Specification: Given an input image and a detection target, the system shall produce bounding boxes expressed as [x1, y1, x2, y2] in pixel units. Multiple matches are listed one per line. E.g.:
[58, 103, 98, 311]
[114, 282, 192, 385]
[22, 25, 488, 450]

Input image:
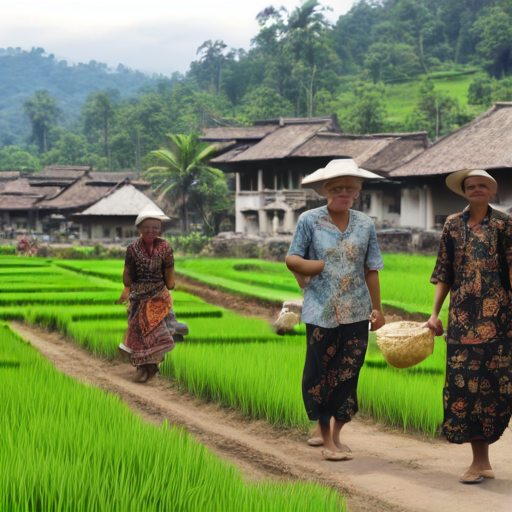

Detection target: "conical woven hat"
[376, 321, 434, 369]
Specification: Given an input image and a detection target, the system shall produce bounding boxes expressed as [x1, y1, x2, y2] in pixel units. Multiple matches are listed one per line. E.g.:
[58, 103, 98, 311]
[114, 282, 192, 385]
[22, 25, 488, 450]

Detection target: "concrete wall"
[76, 216, 138, 242]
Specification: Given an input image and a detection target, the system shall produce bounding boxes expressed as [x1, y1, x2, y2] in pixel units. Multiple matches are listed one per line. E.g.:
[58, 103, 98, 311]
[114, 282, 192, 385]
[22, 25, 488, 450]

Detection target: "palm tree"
[143, 134, 222, 233]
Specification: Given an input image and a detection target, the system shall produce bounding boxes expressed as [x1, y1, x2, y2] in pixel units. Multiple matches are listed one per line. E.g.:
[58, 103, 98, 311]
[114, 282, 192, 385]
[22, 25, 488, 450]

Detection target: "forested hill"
[0, 47, 177, 144]
[1, 0, 512, 172]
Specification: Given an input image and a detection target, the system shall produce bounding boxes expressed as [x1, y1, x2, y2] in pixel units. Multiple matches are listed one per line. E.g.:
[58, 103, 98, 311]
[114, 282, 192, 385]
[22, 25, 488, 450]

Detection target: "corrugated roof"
[75, 184, 156, 216]
[389, 103, 512, 177]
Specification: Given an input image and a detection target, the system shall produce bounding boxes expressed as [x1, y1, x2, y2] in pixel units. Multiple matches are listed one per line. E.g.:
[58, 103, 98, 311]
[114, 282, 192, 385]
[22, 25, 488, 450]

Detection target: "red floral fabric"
[124, 237, 176, 366]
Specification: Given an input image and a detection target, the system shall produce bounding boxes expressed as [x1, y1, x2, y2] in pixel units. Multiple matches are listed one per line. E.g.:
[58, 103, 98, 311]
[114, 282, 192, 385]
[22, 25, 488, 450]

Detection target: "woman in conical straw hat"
[286, 159, 386, 461]
[118, 203, 177, 383]
[424, 169, 512, 484]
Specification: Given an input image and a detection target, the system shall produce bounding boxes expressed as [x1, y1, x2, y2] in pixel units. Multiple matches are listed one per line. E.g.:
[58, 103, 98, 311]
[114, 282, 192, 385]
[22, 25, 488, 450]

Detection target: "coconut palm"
[143, 134, 222, 233]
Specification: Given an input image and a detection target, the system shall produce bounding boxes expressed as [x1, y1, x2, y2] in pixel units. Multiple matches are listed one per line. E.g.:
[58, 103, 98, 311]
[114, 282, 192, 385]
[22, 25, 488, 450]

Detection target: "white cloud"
[0, 0, 356, 75]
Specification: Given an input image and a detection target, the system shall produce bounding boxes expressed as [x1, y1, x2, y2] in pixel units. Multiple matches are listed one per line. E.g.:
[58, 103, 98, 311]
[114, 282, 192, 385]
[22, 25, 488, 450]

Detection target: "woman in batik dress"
[425, 169, 512, 484]
[118, 206, 177, 383]
[286, 159, 385, 461]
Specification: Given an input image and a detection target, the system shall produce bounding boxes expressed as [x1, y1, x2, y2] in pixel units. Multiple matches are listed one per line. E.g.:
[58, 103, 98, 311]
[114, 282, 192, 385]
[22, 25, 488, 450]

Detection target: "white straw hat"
[135, 203, 170, 228]
[376, 321, 435, 369]
[301, 159, 384, 196]
[445, 169, 497, 197]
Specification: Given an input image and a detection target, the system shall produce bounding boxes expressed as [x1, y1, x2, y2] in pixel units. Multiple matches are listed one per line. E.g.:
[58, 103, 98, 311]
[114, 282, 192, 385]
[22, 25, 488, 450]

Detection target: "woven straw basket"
[376, 321, 435, 369]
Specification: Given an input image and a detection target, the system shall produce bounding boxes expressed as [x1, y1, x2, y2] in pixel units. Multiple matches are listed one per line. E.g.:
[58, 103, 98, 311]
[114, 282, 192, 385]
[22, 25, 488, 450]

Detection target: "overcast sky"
[0, 0, 357, 76]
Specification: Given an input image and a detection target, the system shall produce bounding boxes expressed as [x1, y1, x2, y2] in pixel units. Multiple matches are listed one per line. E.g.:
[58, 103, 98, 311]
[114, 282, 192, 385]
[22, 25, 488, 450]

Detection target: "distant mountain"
[0, 47, 171, 146]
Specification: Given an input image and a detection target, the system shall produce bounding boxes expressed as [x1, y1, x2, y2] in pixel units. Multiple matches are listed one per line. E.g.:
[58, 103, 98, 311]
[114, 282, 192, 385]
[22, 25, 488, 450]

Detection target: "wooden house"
[202, 116, 428, 234]
[72, 182, 172, 242]
[0, 166, 155, 239]
[388, 102, 512, 228]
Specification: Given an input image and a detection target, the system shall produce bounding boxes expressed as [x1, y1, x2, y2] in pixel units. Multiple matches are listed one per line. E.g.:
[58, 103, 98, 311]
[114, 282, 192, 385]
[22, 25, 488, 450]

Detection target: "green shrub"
[166, 233, 212, 255]
[0, 246, 16, 255]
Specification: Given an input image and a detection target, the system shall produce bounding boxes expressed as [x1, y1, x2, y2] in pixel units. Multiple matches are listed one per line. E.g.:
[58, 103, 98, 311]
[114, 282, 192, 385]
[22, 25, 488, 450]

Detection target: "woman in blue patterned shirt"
[286, 159, 385, 461]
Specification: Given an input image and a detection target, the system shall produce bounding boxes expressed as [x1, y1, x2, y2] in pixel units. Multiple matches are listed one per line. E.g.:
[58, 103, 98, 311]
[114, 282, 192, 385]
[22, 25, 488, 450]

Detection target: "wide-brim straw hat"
[445, 169, 497, 197]
[376, 321, 435, 369]
[135, 203, 170, 228]
[301, 159, 384, 196]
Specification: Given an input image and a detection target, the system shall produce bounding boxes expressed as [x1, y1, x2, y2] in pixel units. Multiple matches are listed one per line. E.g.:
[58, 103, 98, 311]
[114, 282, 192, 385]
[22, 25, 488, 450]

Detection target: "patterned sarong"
[126, 282, 176, 366]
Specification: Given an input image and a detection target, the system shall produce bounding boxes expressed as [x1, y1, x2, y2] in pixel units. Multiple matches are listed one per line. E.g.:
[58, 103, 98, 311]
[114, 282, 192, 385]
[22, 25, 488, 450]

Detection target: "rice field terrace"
[0, 254, 446, 439]
[1, 323, 345, 512]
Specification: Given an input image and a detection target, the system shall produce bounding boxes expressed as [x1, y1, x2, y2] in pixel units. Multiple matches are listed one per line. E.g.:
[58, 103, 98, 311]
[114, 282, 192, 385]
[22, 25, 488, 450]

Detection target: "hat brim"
[301, 168, 384, 196]
[135, 214, 170, 227]
[446, 169, 497, 197]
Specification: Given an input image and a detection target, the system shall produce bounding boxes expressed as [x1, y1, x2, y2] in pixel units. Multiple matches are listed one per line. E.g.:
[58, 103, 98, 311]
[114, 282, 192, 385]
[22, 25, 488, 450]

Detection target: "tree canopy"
[2, 0, 512, 173]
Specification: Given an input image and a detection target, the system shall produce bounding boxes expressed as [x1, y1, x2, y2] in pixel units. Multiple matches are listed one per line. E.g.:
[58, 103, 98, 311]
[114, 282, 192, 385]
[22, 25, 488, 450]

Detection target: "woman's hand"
[117, 286, 130, 305]
[286, 255, 325, 276]
[291, 271, 311, 290]
[370, 309, 385, 331]
[423, 315, 444, 336]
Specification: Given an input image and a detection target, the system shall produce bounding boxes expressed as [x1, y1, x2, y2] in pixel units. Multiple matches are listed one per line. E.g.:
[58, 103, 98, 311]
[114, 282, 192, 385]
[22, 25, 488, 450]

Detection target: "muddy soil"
[11, 321, 512, 512]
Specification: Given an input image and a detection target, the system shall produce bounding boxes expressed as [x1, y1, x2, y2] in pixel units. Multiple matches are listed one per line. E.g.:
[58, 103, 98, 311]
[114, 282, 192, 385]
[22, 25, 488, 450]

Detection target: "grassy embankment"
[0, 322, 345, 512]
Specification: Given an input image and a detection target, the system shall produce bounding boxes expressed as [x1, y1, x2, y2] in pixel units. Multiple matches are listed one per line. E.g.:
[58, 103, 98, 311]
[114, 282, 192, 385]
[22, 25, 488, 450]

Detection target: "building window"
[103, 227, 111, 238]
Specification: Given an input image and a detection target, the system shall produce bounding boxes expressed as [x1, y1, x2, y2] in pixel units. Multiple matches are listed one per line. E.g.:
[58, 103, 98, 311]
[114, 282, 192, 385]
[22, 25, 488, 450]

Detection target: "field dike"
[10, 321, 512, 512]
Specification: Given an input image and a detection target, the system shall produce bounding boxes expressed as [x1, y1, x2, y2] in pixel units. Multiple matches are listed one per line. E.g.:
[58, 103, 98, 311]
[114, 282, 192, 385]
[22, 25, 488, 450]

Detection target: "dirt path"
[11, 321, 512, 512]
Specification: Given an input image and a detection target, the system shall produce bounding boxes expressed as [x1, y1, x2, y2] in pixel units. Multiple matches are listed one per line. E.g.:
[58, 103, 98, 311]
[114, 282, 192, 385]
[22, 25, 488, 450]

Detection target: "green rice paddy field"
[1, 254, 447, 510]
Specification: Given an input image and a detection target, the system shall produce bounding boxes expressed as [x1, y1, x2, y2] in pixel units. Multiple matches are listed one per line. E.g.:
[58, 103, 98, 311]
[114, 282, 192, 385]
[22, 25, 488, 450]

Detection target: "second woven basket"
[376, 321, 435, 369]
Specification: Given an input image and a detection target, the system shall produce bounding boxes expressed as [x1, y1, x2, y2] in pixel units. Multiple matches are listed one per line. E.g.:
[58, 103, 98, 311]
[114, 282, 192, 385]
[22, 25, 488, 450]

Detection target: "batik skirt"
[125, 284, 176, 367]
[303, 321, 368, 424]
[443, 341, 512, 444]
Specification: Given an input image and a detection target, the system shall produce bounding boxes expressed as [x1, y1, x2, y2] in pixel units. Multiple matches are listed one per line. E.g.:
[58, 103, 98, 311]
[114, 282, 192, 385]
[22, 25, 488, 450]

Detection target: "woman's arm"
[291, 271, 311, 289]
[164, 266, 175, 290]
[365, 270, 385, 331]
[286, 254, 324, 276]
[118, 266, 133, 304]
[423, 282, 450, 335]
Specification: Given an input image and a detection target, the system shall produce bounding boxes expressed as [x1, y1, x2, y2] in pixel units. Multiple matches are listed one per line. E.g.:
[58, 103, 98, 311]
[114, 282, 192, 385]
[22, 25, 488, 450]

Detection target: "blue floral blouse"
[287, 206, 384, 328]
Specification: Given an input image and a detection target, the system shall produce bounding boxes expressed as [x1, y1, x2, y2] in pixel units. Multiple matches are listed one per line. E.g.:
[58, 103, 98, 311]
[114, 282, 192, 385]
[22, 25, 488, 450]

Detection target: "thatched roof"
[36, 175, 113, 210]
[0, 177, 60, 198]
[0, 172, 20, 181]
[88, 171, 138, 183]
[0, 195, 41, 210]
[212, 121, 335, 163]
[202, 126, 278, 140]
[389, 102, 512, 177]
[41, 165, 92, 176]
[293, 132, 428, 172]
[28, 165, 92, 187]
[74, 183, 157, 217]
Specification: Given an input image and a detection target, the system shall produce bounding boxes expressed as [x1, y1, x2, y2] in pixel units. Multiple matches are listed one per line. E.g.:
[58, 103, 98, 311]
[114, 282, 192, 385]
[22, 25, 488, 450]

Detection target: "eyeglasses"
[327, 186, 358, 194]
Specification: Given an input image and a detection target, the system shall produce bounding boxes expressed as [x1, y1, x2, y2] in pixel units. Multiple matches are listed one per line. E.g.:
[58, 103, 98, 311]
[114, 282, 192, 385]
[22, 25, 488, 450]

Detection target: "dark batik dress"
[288, 207, 384, 424]
[431, 207, 512, 444]
[124, 237, 177, 367]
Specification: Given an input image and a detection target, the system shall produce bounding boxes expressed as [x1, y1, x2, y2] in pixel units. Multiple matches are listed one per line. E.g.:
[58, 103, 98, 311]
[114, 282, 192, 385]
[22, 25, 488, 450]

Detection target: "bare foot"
[333, 439, 352, 453]
[466, 463, 492, 474]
